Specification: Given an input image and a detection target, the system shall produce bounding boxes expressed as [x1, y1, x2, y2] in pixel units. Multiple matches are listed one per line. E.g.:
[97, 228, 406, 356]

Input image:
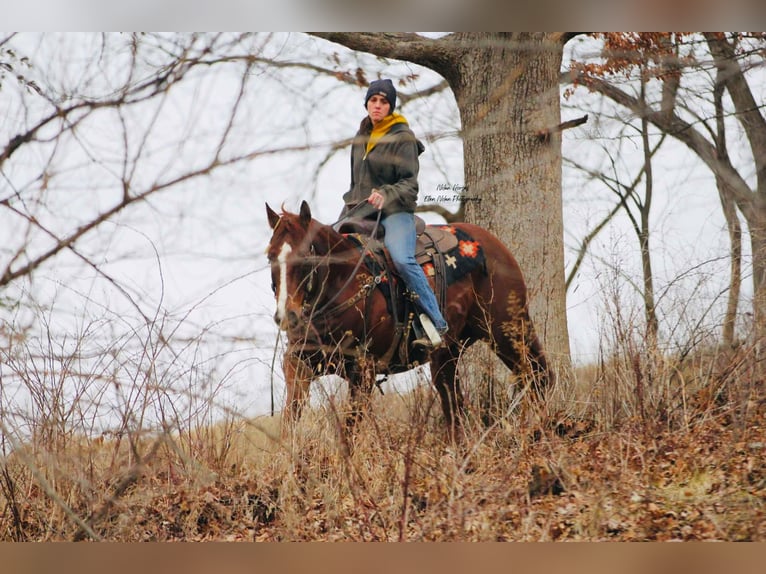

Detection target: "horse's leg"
[429, 347, 465, 443]
[343, 357, 377, 436]
[281, 352, 312, 437]
[489, 314, 552, 402]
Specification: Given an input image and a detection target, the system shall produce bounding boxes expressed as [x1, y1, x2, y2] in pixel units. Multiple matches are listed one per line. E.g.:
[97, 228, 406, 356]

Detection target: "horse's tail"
[528, 332, 554, 398]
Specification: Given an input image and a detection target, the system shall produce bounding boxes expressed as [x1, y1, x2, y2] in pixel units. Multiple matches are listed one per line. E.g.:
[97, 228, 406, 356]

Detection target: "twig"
[536, 114, 589, 143]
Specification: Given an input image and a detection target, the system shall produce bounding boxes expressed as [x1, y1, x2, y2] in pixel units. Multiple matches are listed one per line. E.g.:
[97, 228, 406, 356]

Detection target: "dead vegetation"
[0, 337, 763, 542]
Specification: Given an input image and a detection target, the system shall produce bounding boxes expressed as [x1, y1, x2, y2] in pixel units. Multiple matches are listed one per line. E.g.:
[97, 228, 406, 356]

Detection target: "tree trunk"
[713, 71, 742, 348]
[750, 213, 766, 357]
[437, 33, 569, 421]
[639, 77, 659, 343]
[704, 33, 766, 352]
[452, 33, 571, 370]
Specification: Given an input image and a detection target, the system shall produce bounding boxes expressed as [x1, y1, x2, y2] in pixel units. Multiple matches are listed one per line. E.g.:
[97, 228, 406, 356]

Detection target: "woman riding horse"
[266, 200, 552, 440]
[339, 78, 448, 349]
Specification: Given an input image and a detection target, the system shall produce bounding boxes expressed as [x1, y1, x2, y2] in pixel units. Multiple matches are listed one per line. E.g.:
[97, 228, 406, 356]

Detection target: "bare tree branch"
[704, 32, 766, 193]
[572, 71, 754, 210]
[536, 114, 588, 143]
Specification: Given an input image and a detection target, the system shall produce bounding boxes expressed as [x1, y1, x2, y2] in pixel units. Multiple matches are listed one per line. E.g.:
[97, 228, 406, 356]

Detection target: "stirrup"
[414, 314, 445, 349]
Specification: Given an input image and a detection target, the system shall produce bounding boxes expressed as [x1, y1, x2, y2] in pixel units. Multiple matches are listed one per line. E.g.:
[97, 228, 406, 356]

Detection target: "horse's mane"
[268, 207, 354, 259]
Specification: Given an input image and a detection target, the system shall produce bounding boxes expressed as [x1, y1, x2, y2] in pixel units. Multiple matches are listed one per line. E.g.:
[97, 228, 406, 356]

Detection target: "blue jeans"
[381, 212, 448, 332]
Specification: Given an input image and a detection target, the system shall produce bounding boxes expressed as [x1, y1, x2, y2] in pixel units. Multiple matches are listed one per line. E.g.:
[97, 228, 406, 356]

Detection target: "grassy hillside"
[0, 342, 764, 541]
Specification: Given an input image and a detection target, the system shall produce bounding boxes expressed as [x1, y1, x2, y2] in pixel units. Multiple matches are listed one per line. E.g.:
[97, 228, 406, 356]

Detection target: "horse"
[265, 200, 551, 439]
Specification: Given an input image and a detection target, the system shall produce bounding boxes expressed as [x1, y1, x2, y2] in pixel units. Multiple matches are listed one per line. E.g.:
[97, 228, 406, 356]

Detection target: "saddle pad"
[420, 225, 485, 284]
[415, 226, 458, 264]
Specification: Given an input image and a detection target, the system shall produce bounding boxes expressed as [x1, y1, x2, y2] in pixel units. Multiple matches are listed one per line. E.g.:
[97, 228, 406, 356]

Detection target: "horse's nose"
[273, 309, 301, 331]
[285, 310, 301, 331]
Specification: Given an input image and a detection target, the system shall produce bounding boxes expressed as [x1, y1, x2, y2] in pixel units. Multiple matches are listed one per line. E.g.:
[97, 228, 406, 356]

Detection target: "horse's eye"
[271, 282, 277, 294]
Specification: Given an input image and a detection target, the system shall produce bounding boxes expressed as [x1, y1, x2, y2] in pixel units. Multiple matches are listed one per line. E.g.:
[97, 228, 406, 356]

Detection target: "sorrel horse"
[266, 200, 551, 438]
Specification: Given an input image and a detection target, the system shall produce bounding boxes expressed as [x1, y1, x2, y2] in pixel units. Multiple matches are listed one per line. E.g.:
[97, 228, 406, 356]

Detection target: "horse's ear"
[299, 200, 312, 228]
[266, 203, 280, 229]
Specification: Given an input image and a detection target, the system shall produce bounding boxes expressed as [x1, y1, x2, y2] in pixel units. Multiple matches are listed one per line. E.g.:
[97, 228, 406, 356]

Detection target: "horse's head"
[266, 200, 347, 333]
[266, 200, 316, 331]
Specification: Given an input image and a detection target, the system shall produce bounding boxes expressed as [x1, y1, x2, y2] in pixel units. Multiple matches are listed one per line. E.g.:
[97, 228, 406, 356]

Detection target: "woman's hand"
[368, 189, 385, 210]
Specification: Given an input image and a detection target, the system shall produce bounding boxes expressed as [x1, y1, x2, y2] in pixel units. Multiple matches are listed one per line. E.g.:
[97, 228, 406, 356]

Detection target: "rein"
[310, 207, 382, 318]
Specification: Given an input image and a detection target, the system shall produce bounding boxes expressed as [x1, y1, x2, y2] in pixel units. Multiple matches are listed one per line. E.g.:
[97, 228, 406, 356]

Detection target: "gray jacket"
[341, 120, 426, 219]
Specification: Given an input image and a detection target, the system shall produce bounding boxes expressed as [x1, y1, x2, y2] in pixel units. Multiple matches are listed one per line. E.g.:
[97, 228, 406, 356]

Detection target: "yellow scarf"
[364, 113, 408, 158]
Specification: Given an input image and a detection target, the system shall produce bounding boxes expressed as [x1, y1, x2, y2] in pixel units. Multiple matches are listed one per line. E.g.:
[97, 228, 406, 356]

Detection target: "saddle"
[336, 216, 458, 269]
[338, 216, 459, 369]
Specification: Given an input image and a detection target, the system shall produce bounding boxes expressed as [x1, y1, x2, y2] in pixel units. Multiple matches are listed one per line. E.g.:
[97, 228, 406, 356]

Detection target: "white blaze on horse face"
[275, 242, 292, 326]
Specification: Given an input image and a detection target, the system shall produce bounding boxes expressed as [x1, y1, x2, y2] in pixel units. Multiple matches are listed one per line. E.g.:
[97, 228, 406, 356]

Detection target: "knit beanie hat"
[364, 79, 397, 112]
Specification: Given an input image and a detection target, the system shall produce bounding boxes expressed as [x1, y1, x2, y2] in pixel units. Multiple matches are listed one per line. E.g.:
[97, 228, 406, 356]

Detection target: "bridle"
[309, 207, 383, 319]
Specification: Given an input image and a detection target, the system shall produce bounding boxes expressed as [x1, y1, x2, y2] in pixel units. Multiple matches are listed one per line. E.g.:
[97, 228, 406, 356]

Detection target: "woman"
[340, 78, 448, 348]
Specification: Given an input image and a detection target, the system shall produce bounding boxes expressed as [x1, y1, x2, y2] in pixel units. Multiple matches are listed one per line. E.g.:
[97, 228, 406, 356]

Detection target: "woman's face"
[366, 94, 391, 125]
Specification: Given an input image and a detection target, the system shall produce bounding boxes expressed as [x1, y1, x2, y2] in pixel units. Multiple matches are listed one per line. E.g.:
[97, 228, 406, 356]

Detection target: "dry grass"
[0, 338, 764, 541]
